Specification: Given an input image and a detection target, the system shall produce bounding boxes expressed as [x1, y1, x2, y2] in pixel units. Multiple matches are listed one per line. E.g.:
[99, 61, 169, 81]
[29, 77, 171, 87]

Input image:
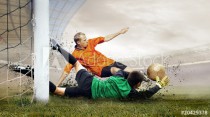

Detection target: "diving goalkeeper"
[50, 39, 169, 99]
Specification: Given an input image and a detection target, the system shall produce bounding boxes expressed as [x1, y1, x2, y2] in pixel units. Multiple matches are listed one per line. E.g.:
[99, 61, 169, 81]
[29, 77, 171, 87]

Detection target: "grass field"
[0, 93, 209, 117]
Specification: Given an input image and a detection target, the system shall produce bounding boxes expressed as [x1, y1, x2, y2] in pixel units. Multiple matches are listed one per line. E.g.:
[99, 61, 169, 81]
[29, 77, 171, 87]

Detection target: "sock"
[49, 81, 56, 93]
[57, 46, 77, 65]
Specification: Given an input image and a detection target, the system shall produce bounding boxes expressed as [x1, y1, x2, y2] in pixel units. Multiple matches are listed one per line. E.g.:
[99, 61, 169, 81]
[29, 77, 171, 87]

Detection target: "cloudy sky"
[64, 0, 210, 59]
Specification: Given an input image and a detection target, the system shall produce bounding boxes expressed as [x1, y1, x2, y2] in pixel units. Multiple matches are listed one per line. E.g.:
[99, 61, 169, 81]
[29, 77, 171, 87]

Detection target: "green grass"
[0, 94, 209, 117]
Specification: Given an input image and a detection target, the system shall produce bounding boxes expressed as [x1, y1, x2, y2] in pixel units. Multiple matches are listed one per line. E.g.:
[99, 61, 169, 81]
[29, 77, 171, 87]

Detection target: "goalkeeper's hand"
[155, 76, 169, 88]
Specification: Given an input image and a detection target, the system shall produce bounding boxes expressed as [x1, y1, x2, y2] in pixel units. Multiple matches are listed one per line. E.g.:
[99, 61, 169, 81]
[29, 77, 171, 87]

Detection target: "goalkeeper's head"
[127, 71, 147, 89]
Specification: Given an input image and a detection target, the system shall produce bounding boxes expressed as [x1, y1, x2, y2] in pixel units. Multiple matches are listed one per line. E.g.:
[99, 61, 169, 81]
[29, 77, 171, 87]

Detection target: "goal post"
[33, 0, 49, 103]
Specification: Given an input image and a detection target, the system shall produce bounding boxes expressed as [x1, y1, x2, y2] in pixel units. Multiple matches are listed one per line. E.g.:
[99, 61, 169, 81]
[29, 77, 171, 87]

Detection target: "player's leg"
[50, 81, 65, 96]
[110, 67, 120, 75]
[49, 69, 93, 98]
[101, 62, 132, 77]
[9, 65, 34, 79]
[51, 39, 85, 73]
[111, 62, 133, 76]
[58, 47, 85, 73]
[51, 39, 92, 98]
[50, 81, 84, 97]
[57, 46, 85, 73]
[57, 45, 85, 73]
[74, 61, 85, 73]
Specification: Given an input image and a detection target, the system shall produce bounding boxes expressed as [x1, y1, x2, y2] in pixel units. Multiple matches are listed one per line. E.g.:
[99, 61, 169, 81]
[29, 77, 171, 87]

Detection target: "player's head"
[127, 71, 146, 89]
[74, 32, 88, 48]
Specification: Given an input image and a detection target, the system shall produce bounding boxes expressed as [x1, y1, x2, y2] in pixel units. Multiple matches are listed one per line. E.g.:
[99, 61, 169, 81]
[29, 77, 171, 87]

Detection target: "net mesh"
[0, 0, 85, 102]
[0, 0, 33, 101]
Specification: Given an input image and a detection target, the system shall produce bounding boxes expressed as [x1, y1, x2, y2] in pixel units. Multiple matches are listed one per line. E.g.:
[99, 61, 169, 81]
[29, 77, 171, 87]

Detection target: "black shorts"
[101, 62, 127, 77]
[75, 69, 94, 98]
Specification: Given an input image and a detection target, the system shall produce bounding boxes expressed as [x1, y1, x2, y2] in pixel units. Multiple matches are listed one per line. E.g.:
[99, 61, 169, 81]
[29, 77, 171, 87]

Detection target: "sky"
[64, 0, 210, 59]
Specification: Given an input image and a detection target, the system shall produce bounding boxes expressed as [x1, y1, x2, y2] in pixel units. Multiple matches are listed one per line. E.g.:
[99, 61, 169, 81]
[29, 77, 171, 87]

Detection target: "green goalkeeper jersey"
[91, 76, 131, 99]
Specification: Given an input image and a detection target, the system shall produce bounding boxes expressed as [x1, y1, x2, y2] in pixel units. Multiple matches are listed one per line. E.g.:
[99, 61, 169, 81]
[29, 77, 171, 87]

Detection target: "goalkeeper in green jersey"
[50, 39, 169, 99]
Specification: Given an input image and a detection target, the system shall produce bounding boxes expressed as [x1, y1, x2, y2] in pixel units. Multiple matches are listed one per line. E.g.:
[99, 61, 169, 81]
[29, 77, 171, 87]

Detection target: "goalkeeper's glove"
[156, 76, 169, 88]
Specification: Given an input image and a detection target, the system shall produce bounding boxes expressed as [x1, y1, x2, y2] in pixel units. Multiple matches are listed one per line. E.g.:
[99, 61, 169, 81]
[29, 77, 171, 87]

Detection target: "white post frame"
[33, 0, 49, 103]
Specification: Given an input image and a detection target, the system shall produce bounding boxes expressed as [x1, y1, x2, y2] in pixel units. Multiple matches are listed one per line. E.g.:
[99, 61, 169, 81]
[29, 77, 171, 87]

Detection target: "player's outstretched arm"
[56, 71, 69, 86]
[104, 27, 129, 42]
[128, 76, 169, 100]
[128, 85, 161, 99]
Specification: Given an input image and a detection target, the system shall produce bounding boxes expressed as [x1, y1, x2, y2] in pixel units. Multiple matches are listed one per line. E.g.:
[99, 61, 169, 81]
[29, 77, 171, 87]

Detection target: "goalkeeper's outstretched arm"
[128, 76, 169, 100]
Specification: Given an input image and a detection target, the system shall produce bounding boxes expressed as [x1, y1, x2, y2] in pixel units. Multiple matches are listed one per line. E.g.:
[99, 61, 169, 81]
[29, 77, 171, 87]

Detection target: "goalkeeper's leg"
[49, 81, 84, 97]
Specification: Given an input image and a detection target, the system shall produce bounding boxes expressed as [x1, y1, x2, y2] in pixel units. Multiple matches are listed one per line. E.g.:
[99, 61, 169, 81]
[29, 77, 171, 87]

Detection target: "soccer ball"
[147, 63, 166, 81]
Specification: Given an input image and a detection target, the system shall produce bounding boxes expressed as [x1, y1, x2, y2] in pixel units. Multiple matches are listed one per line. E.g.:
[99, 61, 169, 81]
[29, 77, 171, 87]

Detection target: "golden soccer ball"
[147, 63, 166, 81]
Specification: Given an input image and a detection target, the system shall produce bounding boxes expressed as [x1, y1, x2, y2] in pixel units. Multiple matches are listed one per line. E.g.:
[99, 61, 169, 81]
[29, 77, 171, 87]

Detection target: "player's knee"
[110, 67, 120, 74]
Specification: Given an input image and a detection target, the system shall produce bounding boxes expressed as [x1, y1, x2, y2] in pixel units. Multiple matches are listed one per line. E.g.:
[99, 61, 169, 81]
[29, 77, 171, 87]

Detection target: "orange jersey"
[64, 37, 115, 76]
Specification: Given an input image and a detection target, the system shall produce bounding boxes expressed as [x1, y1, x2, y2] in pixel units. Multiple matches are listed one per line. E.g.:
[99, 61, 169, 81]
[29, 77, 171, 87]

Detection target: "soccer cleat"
[9, 64, 34, 79]
[50, 39, 60, 50]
